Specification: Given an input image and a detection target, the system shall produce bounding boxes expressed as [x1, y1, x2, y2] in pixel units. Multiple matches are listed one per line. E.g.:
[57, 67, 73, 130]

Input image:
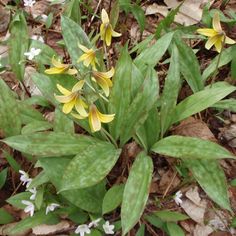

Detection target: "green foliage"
[154, 210, 189, 222]
[0, 168, 8, 189]
[0, 208, 14, 225]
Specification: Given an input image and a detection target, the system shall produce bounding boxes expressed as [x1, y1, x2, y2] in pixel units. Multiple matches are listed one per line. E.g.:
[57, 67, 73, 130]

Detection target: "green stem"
[101, 127, 118, 148]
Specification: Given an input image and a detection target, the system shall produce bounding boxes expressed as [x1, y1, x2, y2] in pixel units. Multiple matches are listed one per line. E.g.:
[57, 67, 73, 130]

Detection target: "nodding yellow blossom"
[88, 104, 115, 132]
[197, 12, 235, 53]
[54, 80, 88, 116]
[77, 44, 99, 69]
[92, 67, 115, 96]
[100, 9, 121, 46]
[45, 56, 78, 75]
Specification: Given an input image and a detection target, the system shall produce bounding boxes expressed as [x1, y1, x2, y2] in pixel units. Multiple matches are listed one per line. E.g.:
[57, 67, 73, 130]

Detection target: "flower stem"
[101, 127, 118, 148]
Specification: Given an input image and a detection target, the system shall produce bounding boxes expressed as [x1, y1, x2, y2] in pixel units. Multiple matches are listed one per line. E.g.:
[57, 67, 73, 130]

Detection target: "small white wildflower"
[19, 170, 31, 186]
[75, 224, 91, 236]
[45, 203, 60, 215]
[88, 218, 101, 228]
[24, 48, 41, 60]
[28, 187, 37, 200]
[22, 200, 35, 217]
[23, 0, 36, 7]
[41, 14, 48, 22]
[174, 191, 183, 205]
[31, 35, 44, 43]
[103, 221, 115, 235]
[26, 178, 33, 188]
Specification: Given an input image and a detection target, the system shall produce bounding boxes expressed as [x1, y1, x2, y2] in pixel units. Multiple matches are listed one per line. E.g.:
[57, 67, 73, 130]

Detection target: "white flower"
[19, 170, 31, 186]
[41, 14, 48, 22]
[26, 178, 33, 188]
[29, 187, 37, 200]
[103, 221, 115, 235]
[22, 200, 35, 217]
[31, 35, 44, 43]
[174, 191, 183, 205]
[24, 48, 41, 60]
[88, 218, 101, 228]
[75, 224, 91, 236]
[23, 0, 36, 7]
[45, 203, 60, 215]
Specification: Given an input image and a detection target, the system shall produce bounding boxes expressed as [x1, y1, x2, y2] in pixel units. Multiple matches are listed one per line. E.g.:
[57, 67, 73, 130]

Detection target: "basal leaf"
[54, 109, 74, 134]
[154, 210, 188, 222]
[0, 208, 14, 225]
[166, 222, 185, 236]
[64, 0, 81, 24]
[21, 121, 53, 134]
[131, 4, 145, 32]
[121, 152, 153, 235]
[212, 99, 236, 112]
[151, 135, 234, 160]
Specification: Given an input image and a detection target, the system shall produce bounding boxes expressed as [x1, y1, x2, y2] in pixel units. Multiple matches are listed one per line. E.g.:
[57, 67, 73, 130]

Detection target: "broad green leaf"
[130, 63, 144, 98]
[151, 135, 234, 160]
[61, 143, 121, 191]
[109, 46, 132, 140]
[174, 35, 204, 92]
[185, 159, 231, 211]
[134, 32, 174, 72]
[110, 0, 120, 28]
[171, 82, 236, 124]
[21, 121, 52, 134]
[154, 210, 188, 222]
[131, 4, 145, 32]
[121, 152, 153, 236]
[54, 109, 74, 134]
[39, 157, 106, 213]
[102, 184, 124, 214]
[160, 45, 180, 137]
[3, 132, 106, 157]
[120, 67, 159, 146]
[166, 222, 185, 236]
[0, 79, 21, 137]
[35, 187, 44, 209]
[3, 150, 21, 172]
[119, 0, 131, 13]
[136, 224, 145, 236]
[202, 47, 233, 82]
[28, 171, 49, 189]
[7, 192, 31, 209]
[64, 0, 81, 24]
[0, 208, 14, 225]
[212, 99, 236, 112]
[24, 95, 50, 107]
[9, 211, 59, 234]
[8, 11, 28, 81]
[0, 168, 7, 189]
[145, 214, 165, 229]
[61, 16, 91, 71]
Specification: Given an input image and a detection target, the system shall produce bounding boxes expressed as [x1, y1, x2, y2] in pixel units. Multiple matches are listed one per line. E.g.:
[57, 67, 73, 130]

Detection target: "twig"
[163, 171, 177, 198]
[88, 0, 103, 28]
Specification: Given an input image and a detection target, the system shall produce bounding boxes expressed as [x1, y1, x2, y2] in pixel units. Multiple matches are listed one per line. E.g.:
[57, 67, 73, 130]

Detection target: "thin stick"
[163, 171, 177, 198]
[88, 0, 103, 28]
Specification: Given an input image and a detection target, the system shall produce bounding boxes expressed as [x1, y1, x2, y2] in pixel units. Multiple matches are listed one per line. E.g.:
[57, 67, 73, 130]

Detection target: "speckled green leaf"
[21, 121, 52, 134]
[160, 45, 180, 137]
[154, 210, 188, 222]
[8, 11, 28, 81]
[64, 0, 81, 24]
[7, 192, 31, 209]
[3, 132, 104, 157]
[60, 143, 121, 191]
[0, 79, 21, 137]
[171, 82, 236, 124]
[54, 109, 74, 134]
[121, 152, 153, 236]
[134, 32, 174, 72]
[151, 135, 234, 160]
[185, 159, 231, 211]
[166, 222, 185, 236]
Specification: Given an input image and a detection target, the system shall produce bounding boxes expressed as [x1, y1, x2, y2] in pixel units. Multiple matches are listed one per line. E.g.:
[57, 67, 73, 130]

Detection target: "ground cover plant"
[0, 0, 236, 235]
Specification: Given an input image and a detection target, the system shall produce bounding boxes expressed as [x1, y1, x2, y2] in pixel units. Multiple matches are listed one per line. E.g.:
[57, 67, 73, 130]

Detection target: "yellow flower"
[92, 67, 115, 96]
[45, 56, 78, 75]
[77, 44, 99, 69]
[88, 104, 115, 132]
[54, 80, 88, 116]
[100, 9, 121, 46]
[197, 12, 235, 53]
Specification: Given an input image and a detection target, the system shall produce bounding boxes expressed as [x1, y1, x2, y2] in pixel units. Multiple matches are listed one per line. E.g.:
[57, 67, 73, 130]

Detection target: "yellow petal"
[51, 56, 66, 68]
[105, 28, 112, 46]
[103, 67, 115, 79]
[71, 112, 87, 120]
[225, 36, 235, 45]
[95, 76, 110, 96]
[101, 9, 109, 24]
[78, 44, 90, 53]
[72, 80, 85, 92]
[62, 100, 75, 114]
[111, 29, 121, 37]
[45, 67, 67, 74]
[89, 105, 101, 132]
[214, 38, 223, 53]
[54, 94, 74, 103]
[212, 12, 222, 32]
[56, 84, 71, 95]
[205, 35, 219, 50]
[97, 110, 115, 123]
[75, 99, 88, 117]
[197, 28, 218, 37]
[100, 24, 105, 40]
[66, 68, 78, 75]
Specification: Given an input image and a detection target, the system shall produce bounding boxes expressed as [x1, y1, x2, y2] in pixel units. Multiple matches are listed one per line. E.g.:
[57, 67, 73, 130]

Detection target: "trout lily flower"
[77, 44, 99, 69]
[100, 9, 121, 46]
[45, 56, 77, 75]
[92, 67, 114, 96]
[22, 200, 35, 217]
[88, 104, 115, 132]
[54, 80, 88, 115]
[197, 12, 235, 53]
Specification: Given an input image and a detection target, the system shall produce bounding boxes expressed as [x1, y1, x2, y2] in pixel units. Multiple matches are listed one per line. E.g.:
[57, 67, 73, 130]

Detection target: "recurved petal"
[225, 36, 235, 45]
[94, 76, 110, 96]
[78, 44, 90, 53]
[214, 39, 223, 53]
[75, 99, 88, 117]
[101, 9, 109, 24]
[62, 100, 76, 114]
[66, 68, 78, 75]
[56, 84, 71, 95]
[111, 29, 121, 37]
[97, 110, 115, 123]
[45, 67, 67, 74]
[197, 28, 217, 37]
[51, 56, 66, 68]
[100, 24, 105, 40]
[71, 112, 87, 120]
[103, 67, 115, 78]
[89, 105, 101, 132]
[212, 12, 222, 32]
[54, 94, 74, 103]
[205, 35, 219, 50]
[105, 28, 112, 46]
[72, 80, 85, 92]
